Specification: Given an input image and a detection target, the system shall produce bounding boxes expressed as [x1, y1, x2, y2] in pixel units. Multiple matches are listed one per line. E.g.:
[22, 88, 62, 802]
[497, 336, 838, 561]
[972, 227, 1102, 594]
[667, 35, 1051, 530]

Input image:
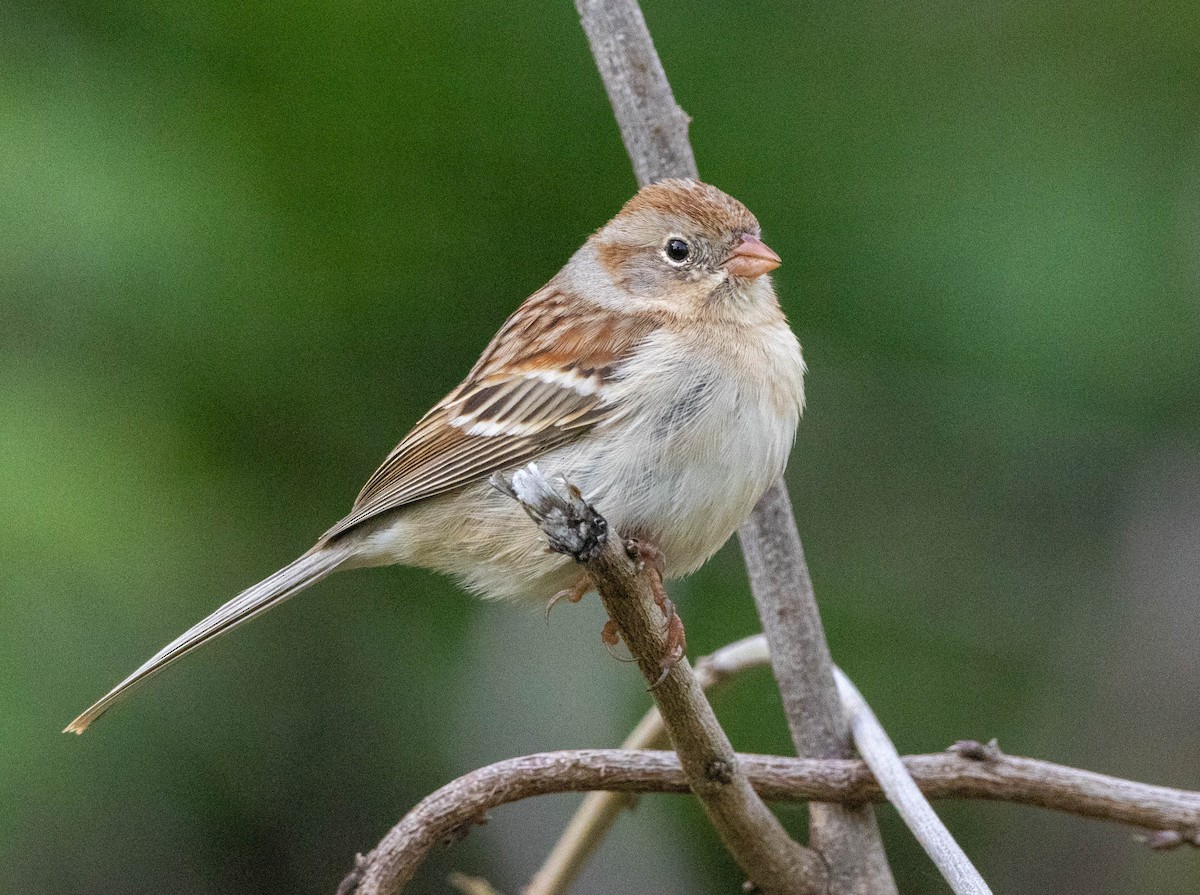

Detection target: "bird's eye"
[664, 237, 691, 264]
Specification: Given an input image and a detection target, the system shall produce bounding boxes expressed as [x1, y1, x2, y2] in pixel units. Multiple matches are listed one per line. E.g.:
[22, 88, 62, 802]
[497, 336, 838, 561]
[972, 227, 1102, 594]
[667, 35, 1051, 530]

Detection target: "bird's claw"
[623, 538, 686, 686]
[625, 538, 666, 577]
[601, 618, 637, 662]
[650, 607, 686, 689]
[545, 579, 591, 621]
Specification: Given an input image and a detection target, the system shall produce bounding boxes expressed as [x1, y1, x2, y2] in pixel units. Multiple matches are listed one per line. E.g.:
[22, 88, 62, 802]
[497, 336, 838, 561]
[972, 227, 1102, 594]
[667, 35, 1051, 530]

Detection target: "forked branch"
[340, 468, 823, 895]
[577, 0, 895, 888]
[336, 746, 1200, 895]
[496, 467, 825, 895]
[525, 635, 772, 895]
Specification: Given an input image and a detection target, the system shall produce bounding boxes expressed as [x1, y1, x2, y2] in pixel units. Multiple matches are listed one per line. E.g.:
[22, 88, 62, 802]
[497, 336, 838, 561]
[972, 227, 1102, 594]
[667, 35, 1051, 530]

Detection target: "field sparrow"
[67, 179, 805, 733]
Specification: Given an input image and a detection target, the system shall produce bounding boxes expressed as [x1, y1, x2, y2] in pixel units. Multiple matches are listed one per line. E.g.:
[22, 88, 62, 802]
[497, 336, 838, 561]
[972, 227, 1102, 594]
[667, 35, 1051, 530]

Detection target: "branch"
[740, 483, 898, 892]
[576, 0, 895, 889]
[575, 0, 698, 185]
[525, 635, 772, 895]
[496, 466, 824, 894]
[530, 636, 988, 895]
[341, 472, 824, 895]
[834, 669, 991, 894]
[335, 746, 1200, 894]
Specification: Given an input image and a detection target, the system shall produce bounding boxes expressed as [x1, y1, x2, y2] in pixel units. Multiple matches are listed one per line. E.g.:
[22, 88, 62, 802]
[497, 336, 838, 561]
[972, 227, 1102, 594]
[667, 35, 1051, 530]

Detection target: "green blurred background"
[4, 1, 1198, 892]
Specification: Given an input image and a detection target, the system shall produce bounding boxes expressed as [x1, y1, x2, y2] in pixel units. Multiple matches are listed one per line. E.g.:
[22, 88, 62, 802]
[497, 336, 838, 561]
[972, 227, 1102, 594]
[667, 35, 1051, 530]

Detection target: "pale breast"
[570, 321, 805, 576]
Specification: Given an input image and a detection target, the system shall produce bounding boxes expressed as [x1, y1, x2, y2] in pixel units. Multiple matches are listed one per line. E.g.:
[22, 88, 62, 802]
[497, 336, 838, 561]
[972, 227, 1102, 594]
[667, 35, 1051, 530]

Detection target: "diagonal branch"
[575, 0, 698, 185]
[740, 486, 898, 892]
[496, 466, 824, 894]
[335, 746, 1200, 895]
[834, 669, 991, 894]
[340, 466, 826, 895]
[576, 0, 895, 889]
[525, 635, 771, 895]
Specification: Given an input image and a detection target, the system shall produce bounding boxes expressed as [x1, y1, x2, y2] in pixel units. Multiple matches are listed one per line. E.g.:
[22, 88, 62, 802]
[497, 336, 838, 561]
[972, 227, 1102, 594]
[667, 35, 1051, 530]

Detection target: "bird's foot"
[625, 538, 686, 688]
[625, 538, 666, 578]
[600, 618, 637, 663]
[650, 595, 687, 688]
[545, 578, 591, 621]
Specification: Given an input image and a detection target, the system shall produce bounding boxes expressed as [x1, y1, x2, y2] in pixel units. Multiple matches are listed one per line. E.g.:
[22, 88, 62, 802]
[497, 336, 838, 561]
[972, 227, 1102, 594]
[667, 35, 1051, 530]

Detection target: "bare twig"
[446, 872, 506, 895]
[576, 0, 896, 889]
[575, 0, 698, 185]
[335, 746, 1200, 894]
[525, 635, 772, 895]
[740, 487, 897, 893]
[834, 669, 992, 895]
[497, 467, 824, 895]
[340, 473, 825, 895]
[529, 636, 990, 895]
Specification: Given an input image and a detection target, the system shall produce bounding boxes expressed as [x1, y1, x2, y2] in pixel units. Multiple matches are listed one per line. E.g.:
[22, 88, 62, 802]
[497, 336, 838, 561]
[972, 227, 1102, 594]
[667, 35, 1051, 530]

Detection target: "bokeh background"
[4, 1, 1199, 892]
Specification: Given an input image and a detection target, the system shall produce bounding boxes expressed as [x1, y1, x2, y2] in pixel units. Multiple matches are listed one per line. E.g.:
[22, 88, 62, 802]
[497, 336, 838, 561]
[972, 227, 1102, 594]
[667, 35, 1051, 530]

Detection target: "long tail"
[65, 542, 354, 734]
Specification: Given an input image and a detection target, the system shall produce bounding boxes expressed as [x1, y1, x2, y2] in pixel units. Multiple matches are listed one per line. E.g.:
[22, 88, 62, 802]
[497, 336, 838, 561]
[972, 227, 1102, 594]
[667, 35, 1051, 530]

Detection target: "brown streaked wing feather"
[320, 289, 656, 542]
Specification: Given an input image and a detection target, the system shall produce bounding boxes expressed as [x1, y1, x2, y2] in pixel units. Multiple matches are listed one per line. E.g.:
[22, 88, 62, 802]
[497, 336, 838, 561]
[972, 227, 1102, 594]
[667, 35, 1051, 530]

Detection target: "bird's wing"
[321, 289, 656, 541]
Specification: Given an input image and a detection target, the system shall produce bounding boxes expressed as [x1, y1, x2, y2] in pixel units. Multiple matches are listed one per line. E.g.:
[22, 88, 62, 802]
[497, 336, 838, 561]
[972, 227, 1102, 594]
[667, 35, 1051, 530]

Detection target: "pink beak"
[724, 233, 782, 278]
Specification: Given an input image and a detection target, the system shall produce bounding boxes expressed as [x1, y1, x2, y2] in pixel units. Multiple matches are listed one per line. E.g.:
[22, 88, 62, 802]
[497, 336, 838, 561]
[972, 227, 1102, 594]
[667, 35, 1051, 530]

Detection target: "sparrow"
[66, 178, 805, 734]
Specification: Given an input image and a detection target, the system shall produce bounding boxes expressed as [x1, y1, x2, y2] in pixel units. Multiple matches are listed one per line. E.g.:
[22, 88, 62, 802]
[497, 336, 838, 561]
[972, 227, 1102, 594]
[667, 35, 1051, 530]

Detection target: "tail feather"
[65, 543, 353, 734]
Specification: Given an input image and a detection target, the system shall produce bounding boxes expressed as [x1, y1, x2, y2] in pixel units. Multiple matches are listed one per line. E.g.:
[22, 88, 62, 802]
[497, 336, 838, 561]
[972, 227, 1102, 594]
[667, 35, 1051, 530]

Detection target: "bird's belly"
[573, 380, 795, 578]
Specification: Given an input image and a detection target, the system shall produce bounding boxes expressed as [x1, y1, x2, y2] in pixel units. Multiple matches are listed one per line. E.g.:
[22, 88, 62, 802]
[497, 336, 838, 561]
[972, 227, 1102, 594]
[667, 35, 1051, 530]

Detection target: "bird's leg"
[545, 577, 592, 621]
[626, 538, 666, 579]
[650, 597, 687, 688]
[657, 592, 686, 681]
[599, 618, 638, 663]
[625, 539, 686, 687]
